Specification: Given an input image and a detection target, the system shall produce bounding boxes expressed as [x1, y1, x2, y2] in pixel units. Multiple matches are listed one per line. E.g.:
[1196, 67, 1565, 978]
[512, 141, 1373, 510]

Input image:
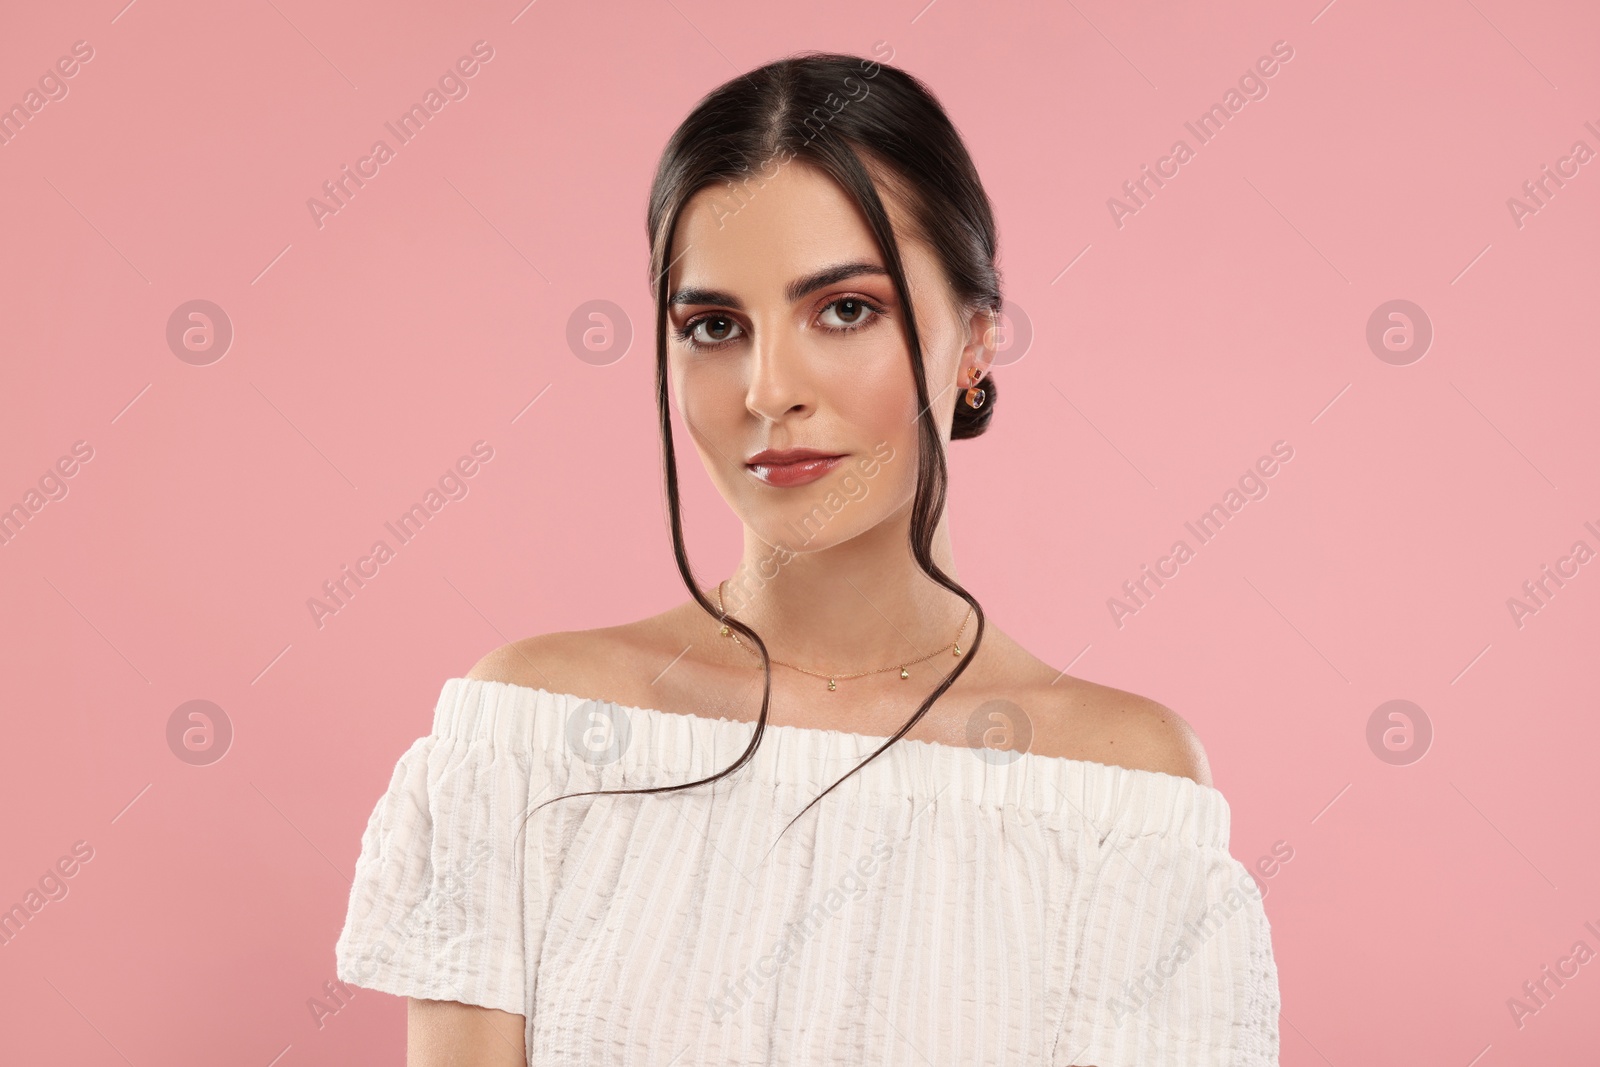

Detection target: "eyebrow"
[669, 261, 890, 310]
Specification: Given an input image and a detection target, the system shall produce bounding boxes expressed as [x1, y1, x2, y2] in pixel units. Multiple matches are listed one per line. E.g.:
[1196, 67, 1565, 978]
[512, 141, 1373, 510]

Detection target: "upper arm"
[408, 997, 525, 1066]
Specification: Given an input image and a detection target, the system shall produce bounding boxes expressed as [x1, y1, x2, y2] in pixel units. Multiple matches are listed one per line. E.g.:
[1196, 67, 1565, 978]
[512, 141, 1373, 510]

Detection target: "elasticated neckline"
[434, 676, 1232, 849]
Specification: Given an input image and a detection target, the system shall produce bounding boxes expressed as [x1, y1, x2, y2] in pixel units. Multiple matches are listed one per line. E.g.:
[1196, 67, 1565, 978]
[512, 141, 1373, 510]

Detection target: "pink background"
[2, 0, 1596, 1062]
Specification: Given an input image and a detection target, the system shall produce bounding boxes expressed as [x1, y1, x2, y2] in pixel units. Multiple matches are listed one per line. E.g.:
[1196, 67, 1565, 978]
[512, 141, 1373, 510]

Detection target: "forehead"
[669, 159, 921, 296]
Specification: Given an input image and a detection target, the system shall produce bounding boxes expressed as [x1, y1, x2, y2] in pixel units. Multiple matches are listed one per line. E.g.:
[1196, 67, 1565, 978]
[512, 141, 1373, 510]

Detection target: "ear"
[957, 304, 998, 386]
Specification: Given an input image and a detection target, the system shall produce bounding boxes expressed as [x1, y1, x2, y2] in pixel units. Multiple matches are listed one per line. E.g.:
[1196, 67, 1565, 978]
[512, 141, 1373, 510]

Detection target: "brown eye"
[677, 314, 744, 350]
[818, 296, 885, 332]
[699, 316, 735, 341]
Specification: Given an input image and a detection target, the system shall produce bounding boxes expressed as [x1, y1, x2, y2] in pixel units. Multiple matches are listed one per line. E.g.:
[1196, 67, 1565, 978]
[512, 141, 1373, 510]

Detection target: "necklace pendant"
[720, 625, 730, 636]
[900, 667, 909, 680]
[827, 678, 836, 691]
[953, 644, 962, 656]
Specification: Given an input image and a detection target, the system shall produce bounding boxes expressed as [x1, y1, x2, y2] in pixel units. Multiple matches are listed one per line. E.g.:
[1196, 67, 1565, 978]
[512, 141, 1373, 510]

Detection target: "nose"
[744, 320, 815, 424]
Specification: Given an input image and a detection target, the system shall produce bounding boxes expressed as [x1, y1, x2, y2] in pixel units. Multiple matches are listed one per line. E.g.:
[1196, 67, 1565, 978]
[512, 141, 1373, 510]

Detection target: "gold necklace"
[714, 579, 974, 691]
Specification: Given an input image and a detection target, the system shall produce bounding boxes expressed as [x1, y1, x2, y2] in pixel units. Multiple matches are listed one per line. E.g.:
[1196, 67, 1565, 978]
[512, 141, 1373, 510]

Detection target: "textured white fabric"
[335, 677, 1280, 1065]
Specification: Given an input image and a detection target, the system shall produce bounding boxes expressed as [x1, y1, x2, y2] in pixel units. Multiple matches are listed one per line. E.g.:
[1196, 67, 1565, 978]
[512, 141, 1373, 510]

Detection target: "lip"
[745, 448, 848, 488]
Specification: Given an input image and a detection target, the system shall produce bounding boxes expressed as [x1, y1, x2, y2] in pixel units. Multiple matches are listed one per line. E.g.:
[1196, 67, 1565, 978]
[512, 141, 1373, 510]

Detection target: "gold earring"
[964, 367, 986, 409]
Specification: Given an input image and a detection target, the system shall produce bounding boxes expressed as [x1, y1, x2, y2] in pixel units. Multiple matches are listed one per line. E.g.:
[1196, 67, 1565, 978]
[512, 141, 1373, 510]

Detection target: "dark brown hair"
[527, 50, 1003, 844]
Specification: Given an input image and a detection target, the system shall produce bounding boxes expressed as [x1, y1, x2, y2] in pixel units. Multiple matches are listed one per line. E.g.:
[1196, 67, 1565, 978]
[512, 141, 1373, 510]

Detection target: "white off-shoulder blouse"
[335, 677, 1280, 1065]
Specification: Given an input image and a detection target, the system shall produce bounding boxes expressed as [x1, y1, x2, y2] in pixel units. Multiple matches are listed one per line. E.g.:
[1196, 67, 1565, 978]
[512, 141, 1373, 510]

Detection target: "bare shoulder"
[959, 626, 1213, 787]
[464, 629, 595, 691]
[462, 606, 703, 707]
[464, 627, 641, 697]
[1029, 676, 1213, 787]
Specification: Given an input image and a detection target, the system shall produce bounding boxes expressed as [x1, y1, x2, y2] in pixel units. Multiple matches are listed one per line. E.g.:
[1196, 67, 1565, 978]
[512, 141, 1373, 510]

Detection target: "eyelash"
[673, 296, 888, 352]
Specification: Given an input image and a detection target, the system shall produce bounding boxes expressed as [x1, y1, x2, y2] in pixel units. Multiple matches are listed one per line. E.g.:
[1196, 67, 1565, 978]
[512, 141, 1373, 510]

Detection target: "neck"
[714, 504, 972, 673]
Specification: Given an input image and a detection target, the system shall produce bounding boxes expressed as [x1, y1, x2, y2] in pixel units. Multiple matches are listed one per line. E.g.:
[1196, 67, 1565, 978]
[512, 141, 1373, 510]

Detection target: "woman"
[336, 51, 1281, 1065]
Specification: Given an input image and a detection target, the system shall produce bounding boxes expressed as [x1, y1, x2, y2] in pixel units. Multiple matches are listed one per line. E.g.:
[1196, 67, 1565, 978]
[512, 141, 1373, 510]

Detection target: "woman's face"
[665, 159, 992, 561]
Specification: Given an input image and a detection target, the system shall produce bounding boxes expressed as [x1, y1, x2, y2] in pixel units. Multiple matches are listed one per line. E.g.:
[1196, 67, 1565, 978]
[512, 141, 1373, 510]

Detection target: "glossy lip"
[745, 448, 848, 488]
[746, 447, 845, 466]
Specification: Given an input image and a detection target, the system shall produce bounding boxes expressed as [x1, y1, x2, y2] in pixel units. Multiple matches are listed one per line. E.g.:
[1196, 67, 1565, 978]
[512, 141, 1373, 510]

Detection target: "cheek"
[820, 345, 923, 495]
[831, 342, 918, 432]
[843, 405, 920, 506]
[862, 447, 918, 517]
[673, 360, 743, 436]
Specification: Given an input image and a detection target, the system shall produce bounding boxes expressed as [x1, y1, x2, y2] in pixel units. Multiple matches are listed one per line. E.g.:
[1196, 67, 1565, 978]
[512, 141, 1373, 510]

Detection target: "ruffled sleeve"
[1053, 775, 1281, 1066]
[333, 679, 536, 1015]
